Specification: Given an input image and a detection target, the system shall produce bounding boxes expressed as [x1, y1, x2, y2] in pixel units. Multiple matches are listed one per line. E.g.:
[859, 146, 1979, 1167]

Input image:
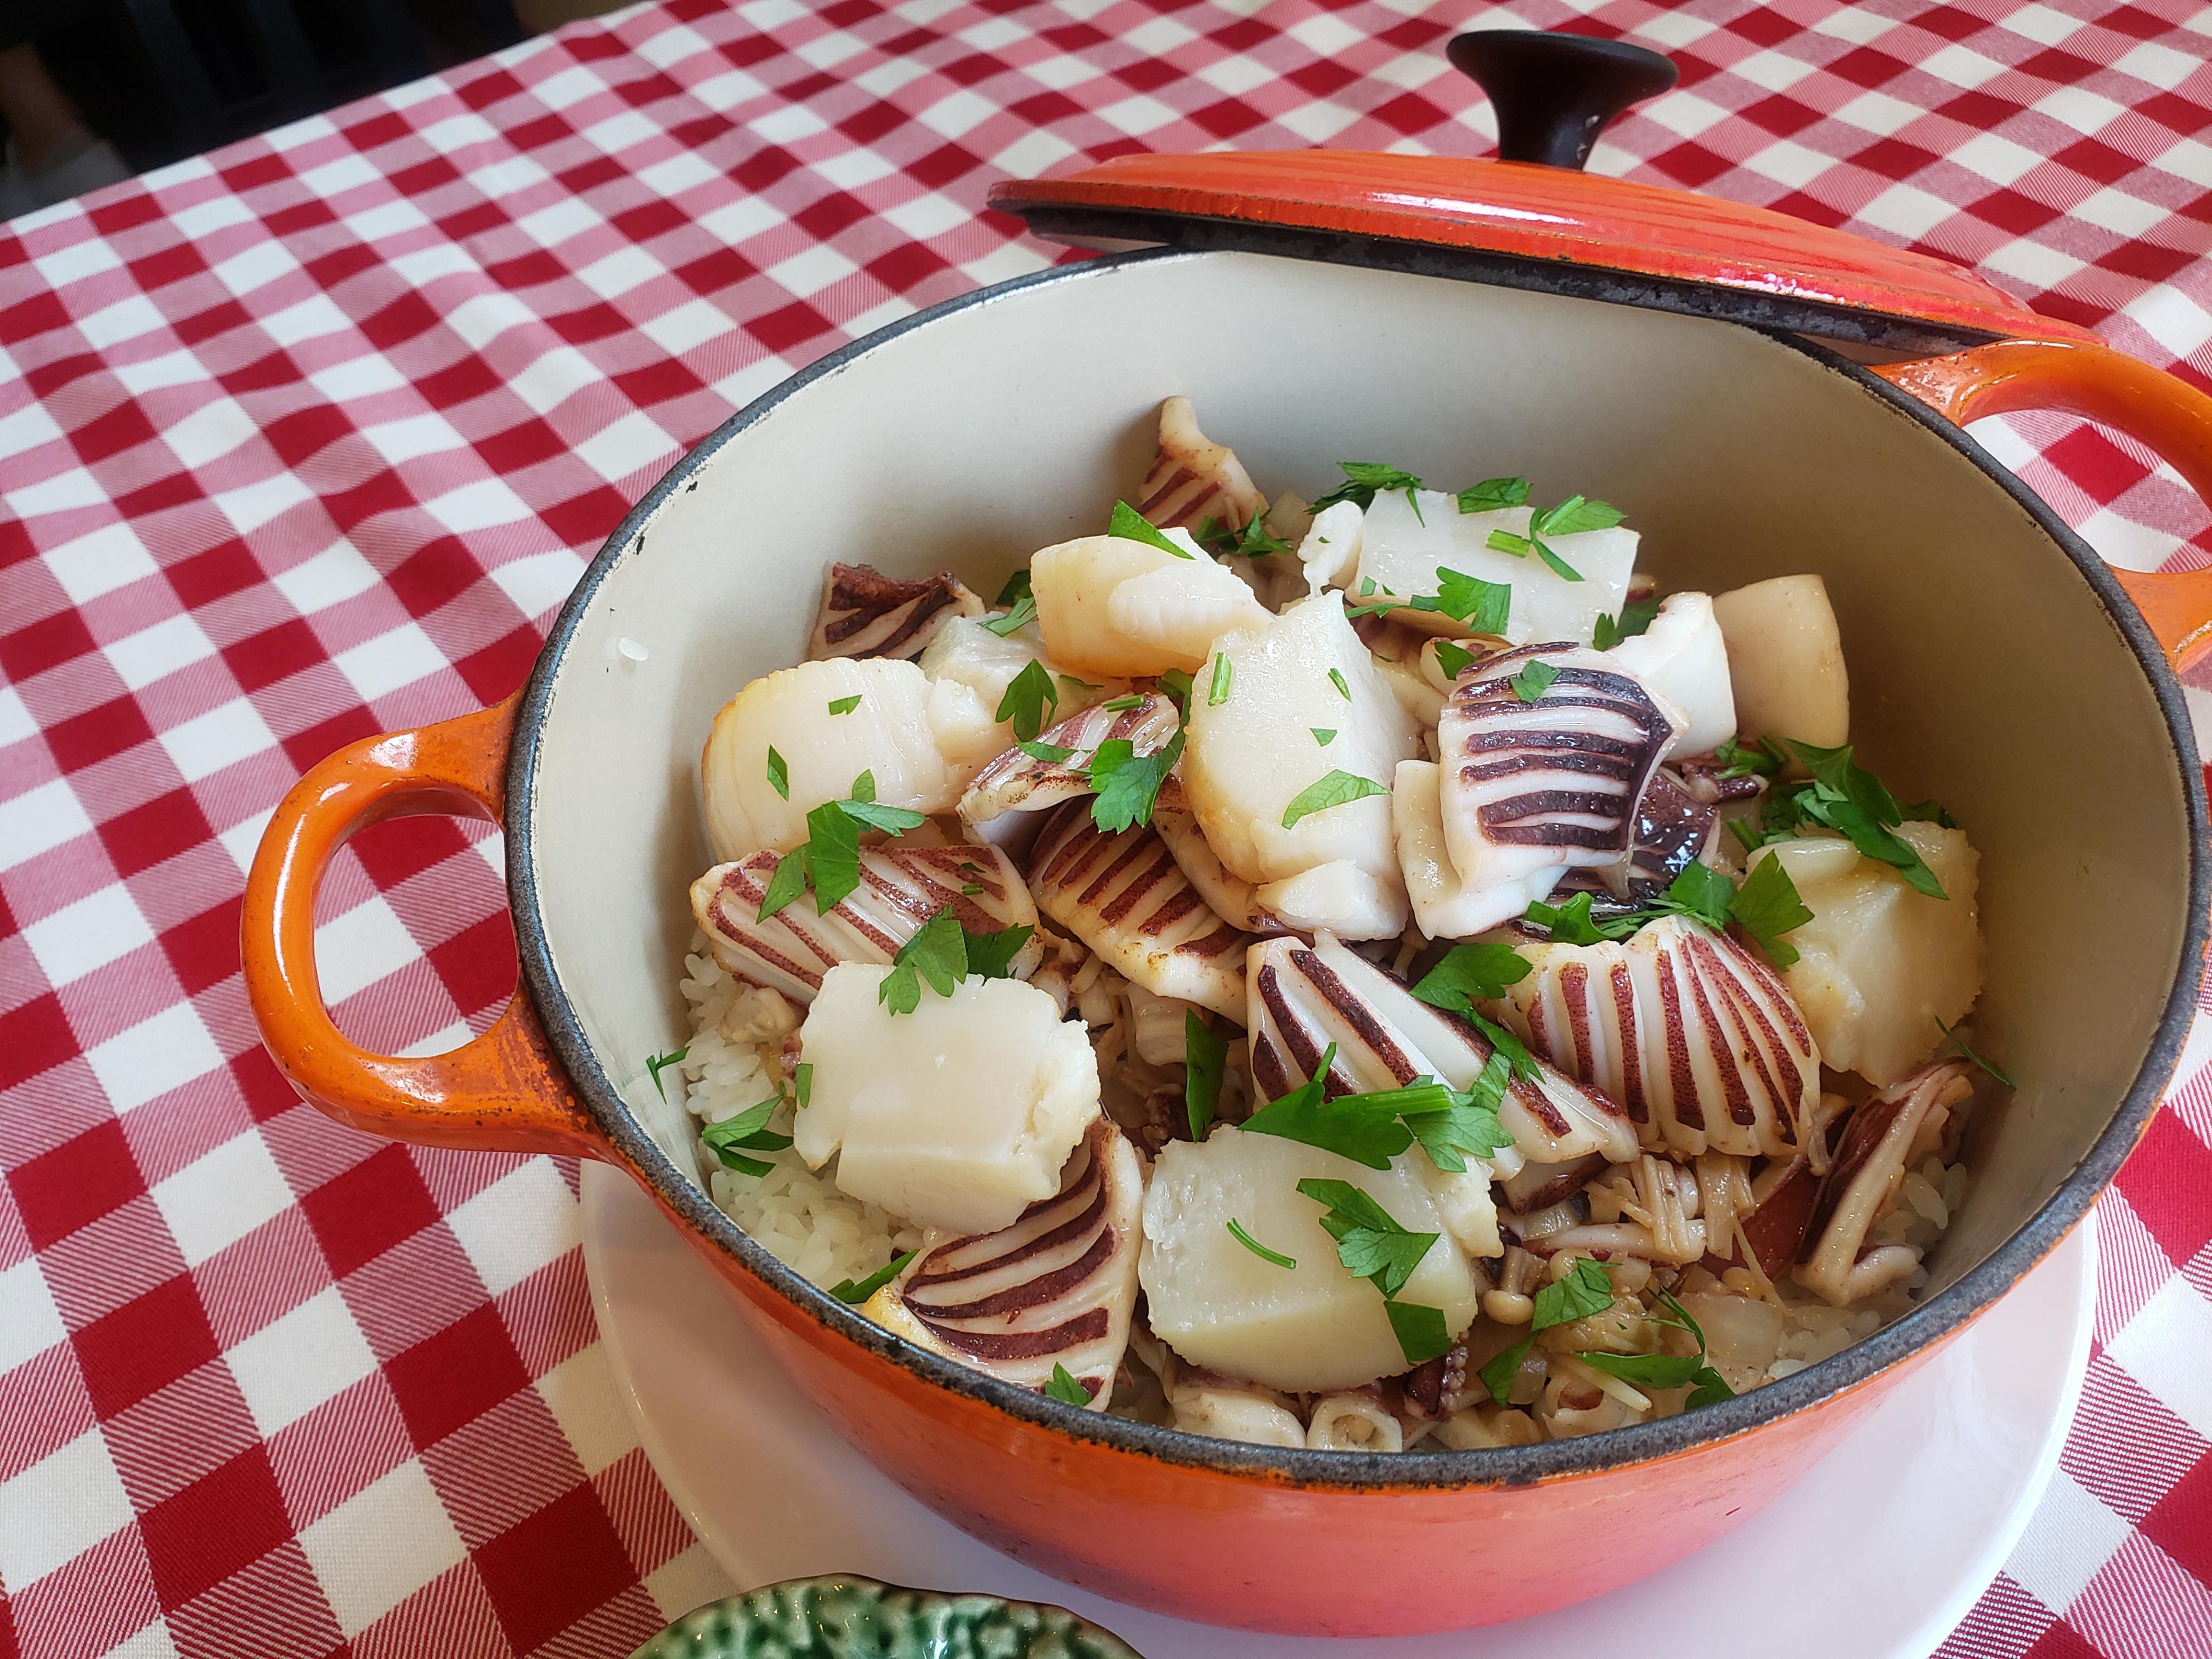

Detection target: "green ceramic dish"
[630, 1575, 1146, 1658]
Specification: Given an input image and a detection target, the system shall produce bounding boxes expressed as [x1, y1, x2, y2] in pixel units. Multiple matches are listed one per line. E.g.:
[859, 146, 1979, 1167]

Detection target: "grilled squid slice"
[1027, 800, 1252, 1020]
[1154, 807, 1282, 935]
[1435, 645, 1684, 904]
[1489, 914, 1818, 1161]
[1394, 759, 1566, 940]
[864, 1120, 1142, 1408]
[1161, 1363, 1307, 1447]
[1797, 1059, 1973, 1306]
[957, 694, 1180, 853]
[1602, 592, 1735, 757]
[1547, 770, 1716, 912]
[1246, 932, 1638, 1168]
[1134, 395, 1267, 533]
[808, 563, 984, 661]
[690, 845, 1039, 1003]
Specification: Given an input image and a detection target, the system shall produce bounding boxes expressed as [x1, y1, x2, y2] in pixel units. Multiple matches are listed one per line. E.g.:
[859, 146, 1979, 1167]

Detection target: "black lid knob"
[1447, 29, 1677, 171]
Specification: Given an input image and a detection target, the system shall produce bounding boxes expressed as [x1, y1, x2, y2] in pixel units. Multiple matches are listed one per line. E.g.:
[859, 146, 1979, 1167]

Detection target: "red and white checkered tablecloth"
[3, 0, 2211, 1654]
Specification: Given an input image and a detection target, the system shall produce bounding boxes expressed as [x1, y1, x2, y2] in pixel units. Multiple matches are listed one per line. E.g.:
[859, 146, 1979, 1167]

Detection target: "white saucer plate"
[582, 1163, 2093, 1659]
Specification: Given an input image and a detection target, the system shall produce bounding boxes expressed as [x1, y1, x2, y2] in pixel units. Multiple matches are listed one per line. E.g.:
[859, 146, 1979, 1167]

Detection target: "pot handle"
[1872, 338, 2212, 673]
[240, 692, 607, 1159]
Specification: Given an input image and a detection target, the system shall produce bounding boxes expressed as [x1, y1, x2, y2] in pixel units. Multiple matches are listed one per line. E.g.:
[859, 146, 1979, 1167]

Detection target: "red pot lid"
[989, 34, 2093, 356]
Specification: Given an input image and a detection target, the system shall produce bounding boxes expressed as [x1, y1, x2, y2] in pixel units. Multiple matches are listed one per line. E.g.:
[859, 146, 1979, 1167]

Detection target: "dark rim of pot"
[508, 247, 2208, 1491]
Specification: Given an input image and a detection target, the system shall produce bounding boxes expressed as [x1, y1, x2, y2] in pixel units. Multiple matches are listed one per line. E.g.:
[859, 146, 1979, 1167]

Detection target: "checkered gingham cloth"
[5, 1, 2212, 1655]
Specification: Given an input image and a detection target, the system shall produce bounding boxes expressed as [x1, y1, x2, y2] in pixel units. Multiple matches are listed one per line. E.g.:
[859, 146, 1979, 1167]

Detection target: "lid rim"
[1011, 203, 2015, 356]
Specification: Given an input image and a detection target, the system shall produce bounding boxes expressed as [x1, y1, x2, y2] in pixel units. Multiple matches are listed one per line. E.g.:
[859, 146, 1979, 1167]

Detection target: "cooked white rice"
[676, 938, 921, 1290]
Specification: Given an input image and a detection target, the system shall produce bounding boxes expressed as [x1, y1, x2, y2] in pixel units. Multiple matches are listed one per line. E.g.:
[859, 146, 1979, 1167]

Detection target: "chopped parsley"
[1328, 667, 1351, 700]
[995, 658, 1059, 742]
[1157, 667, 1193, 713]
[827, 695, 861, 715]
[701, 1091, 792, 1177]
[1411, 941, 1533, 1016]
[994, 569, 1032, 609]
[1015, 739, 1075, 763]
[1311, 727, 1337, 746]
[1281, 769, 1389, 829]
[793, 1061, 812, 1111]
[1713, 736, 1784, 780]
[1226, 1218, 1296, 1269]
[1748, 738, 1950, 898]
[982, 592, 1038, 636]
[1198, 509, 1293, 560]
[645, 1045, 689, 1102]
[1523, 857, 1813, 968]
[1576, 1289, 1735, 1407]
[766, 746, 789, 800]
[1185, 1010, 1228, 1142]
[1593, 595, 1661, 650]
[1296, 1177, 1452, 1364]
[828, 1248, 916, 1305]
[1435, 568, 1513, 633]
[1477, 1256, 1618, 1405]
[1730, 855, 1815, 967]
[1937, 1014, 2016, 1088]
[1109, 500, 1192, 558]
[1533, 495, 1626, 538]
[1457, 475, 1530, 515]
[1432, 640, 1477, 680]
[1044, 1363, 1092, 1405]
[1099, 693, 1144, 711]
[1311, 461, 1426, 521]
[1240, 1044, 1510, 1174]
[878, 908, 1035, 1014]
[1207, 652, 1233, 707]
[1088, 731, 1183, 832]
[1509, 660, 1559, 703]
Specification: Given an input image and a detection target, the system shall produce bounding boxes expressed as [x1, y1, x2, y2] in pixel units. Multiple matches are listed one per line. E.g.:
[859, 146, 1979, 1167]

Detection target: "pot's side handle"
[1873, 338, 2212, 673]
[240, 693, 608, 1159]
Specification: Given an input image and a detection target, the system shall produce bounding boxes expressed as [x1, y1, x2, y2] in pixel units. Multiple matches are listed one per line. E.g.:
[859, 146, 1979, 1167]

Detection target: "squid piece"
[1182, 591, 1419, 940]
[1433, 644, 1684, 905]
[703, 657, 1002, 861]
[1797, 1059, 1974, 1305]
[1602, 591, 1736, 758]
[1712, 574, 1849, 748]
[807, 563, 983, 661]
[864, 1120, 1142, 1408]
[1154, 806, 1282, 935]
[1306, 1389, 1405, 1452]
[1545, 770, 1717, 912]
[1488, 914, 1819, 1161]
[1246, 931, 1638, 1168]
[691, 845, 1039, 1002]
[1296, 499, 1364, 595]
[957, 693, 1180, 853]
[1026, 800, 1252, 1020]
[1031, 532, 1270, 679]
[793, 967, 1100, 1235]
[1133, 395, 1268, 533]
[1393, 759, 1565, 940]
[1355, 490, 1637, 645]
[1163, 1365, 1307, 1448]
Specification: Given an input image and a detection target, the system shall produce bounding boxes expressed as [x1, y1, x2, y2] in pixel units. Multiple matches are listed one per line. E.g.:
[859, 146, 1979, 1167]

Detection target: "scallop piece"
[1246, 932, 1637, 1166]
[1712, 574, 1849, 748]
[703, 657, 1003, 861]
[1797, 1059, 1973, 1305]
[1140, 1125, 1479, 1394]
[1394, 759, 1566, 940]
[807, 563, 983, 661]
[1604, 592, 1735, 757]
[1486, 913, 1819, 1160]
[957, 693, 1179, 854]
[1027, 799, 1251, 1020]
[1031, 532, 1270, 679]
[1134, 396, 1268, 532]
[1183, 591, 1418, 940]
[1297, 499, 1364, 594]
[1756, 822, 1981, 1085]
[690, 844, 1039, 1003]
[917, 614, 1121, 735]
[793, 967, 1100, 1235]
[1356, 490, 1637, 645]
[863, 1119, 1141, 1408]
[1434, 643, 1683, 903]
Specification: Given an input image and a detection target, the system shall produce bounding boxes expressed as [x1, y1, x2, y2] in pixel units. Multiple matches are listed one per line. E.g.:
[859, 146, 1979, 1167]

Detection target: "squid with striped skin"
[806, 563, 983, 661]
[957, 693, 1181, 854]
[689, 844, 1039, 1003]
[1797, 1059, 1973, 1306]
[1485, 913, 1819, 1161]
[1134, 395, 1268, 533]
[864, 1119, 1143, 1408]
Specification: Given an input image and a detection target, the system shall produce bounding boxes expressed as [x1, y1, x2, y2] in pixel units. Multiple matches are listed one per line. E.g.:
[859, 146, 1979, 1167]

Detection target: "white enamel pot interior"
[508, 247, 2204, 1492]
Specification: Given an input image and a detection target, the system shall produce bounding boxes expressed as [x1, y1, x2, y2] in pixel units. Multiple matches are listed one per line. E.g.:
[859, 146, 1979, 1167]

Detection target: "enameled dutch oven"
[244, 33, 2212, 1639]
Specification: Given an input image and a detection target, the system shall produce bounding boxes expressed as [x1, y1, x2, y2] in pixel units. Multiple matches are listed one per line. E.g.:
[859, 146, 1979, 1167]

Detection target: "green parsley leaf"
[1089, 731, 1183, 833]
[646, 1046, 689, 1102]
[1905, 798, 1957, 828]
[1242, 1046, 1412, 1170]
[1779, 737, 1901, 824]
[1282, 769, 1389, 830]
[1157, 667, 1193, 713]
[1731, 854, 1813, 967]
[1713, 736, 1784, 780]
[1015, 739, 1075, 763]
[757, 847, 809, 921]
[806, 798, 862, 910]
[1311, 727, 1337, 746]
[1797, 792, 1947, 898]
[1661, 859, 1736, 930]
[1410, 941, 1532, 1015]
[1311, 461, 1426, 519]
[842, 799, 929, 834]
[1099, 693, 1144, 711]
[1726, 818, 1766, 855]
[981, 595, 1037, 636]
[879, 907, 967, 1015]
[1432, 640, 1477, 680]
[1057, 673, 1099, 699]
[1687, 1365, 1736, 1408]
[828, 1248, 916, 1305]
[1434, 567, 1513, 633]
[995, 658, 1059, 742]
[1472, 1013, 1542, 1082]
[1478, 1335, 1533, 1406]
[1185, 1011, 1227, 1142]
[1509, 660, 1559, 703]
[1400, 1073, 1514, 1173]
[1386, 1300, 1454, 1366]
[960, 883, 982, 895]
[1575, 1348, 1707, 1390]
[766, 746, 789, 800]
[1593, 595, 1662, 650]
[1226, 1217, 1296, 1269]
[1533, 1257, 1615, 1327]
[701, 1091, 791, 1175]
[1109, 500, 1192, 558]
[967, 923, 1036, 980]
[994, 569, 1033, 609]
[1201, 509, 1293, 560]
[850, 769, 876, 803]
[1532, 495, 1626, 538]
[1486, 528, 1532, 558]
[1044, 1363, 1092, 1406]
[1530, 538, 1584, 582]
[1328, 667, 1351, 701]
[793, 1062, 812, 1110]
[1456, 476, 1530, 514]
[827, 695, 861, 716]
[1526, 890, 1638, 945]
[1295, 1178, 1440, 1300]
[1207, 653, 1233, 707]
[1937, 1015, 2016, 1088]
